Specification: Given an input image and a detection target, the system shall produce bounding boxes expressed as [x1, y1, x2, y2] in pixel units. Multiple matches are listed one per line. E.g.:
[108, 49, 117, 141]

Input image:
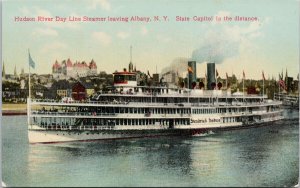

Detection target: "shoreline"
[2, 103, 27, 115]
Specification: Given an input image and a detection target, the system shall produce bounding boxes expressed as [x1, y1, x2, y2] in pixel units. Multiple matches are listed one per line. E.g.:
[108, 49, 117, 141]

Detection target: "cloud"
[32, 28, 58, 36]
[33, 6, 52, 18]
[161, 16, 268, 75]
[215, 10, 231, 18]
[264, 17, 271, 24]
[141, 26, 148, 36]
[41, 41, 67, 53]
[212, 11, 231, 25]
[117, 31, 130, 39]
[92, 31, 111, 45]
[19, 7, 30, 15]
[192, 17, 266, 64]
[249, 32, 262, 39]
[190, 26, 240, 64]
[88, 0, 111, 11]
[156, 34, 171, 43]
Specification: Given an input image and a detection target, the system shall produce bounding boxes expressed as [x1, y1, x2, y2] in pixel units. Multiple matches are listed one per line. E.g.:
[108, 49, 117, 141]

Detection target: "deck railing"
[30, 99, 282, 108]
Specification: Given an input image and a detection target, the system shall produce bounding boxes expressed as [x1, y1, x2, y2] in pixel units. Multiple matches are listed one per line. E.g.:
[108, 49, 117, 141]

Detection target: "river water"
[2, 109, 299, 187]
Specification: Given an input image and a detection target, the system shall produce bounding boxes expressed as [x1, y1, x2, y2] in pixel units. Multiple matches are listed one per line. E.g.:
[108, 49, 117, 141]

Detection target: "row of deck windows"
[114, 119, 189, 126]
[36, 106, 252, 116]
[192, 108, 216, 114]
[36, 105, 266, 117]
[42, 107, 193, 115]
[192, 108, 243, 114]
[109, 107, 192, 114]
[82, 118, 191, 126]
[99, 96, 262, 104]
[35, 117, 190, 126]
[222, 117, 237, 123]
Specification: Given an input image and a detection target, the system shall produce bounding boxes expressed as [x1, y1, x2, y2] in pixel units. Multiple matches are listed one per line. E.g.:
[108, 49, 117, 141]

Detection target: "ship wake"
[192, 130, 215, 137]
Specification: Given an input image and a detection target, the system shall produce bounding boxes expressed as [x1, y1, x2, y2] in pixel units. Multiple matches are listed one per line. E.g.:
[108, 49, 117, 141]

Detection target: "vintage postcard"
[1, 0, 299, 187]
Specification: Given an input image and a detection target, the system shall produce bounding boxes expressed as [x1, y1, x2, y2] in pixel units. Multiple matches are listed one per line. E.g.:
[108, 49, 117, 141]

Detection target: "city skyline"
[3, 0, 299, 80]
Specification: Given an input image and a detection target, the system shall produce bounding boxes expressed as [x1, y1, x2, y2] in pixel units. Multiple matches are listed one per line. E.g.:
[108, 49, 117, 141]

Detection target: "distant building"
[38, 74, 53, 85]
[162, 71, 176, 84]
[72, 81, 95, 101]
[285, 77, 293, 92]
[292, 80, 299, 93]
[72, 82, 86, 101]
[152, 73, 159, 85]
[52, 58, 97, 79]
[1, 62, 18, 81]
[48, 80, 73, 99]
[128, 46, 134, 73]
[14, 65, 17, 77]
[129, 62, 133, 72]
[20, 68, 26, 79]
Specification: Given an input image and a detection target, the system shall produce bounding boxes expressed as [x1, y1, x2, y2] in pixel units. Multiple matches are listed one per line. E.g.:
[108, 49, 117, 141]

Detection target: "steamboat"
[274, 92, 299, 109]
[28, 65, 284, 144]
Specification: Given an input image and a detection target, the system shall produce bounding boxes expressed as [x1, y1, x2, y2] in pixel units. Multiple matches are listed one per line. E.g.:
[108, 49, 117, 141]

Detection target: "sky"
[2, 0, 299, 80]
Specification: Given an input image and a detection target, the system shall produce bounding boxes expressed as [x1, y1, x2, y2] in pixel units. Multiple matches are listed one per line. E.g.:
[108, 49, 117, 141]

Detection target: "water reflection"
[25, 110, 299, 186]
[215, 118, 299, 186]
[28, 137, 194, 176]
[2, 109, 299, 187]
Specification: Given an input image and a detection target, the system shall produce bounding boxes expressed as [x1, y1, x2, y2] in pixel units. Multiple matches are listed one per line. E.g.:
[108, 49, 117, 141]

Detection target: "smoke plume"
[191, 39, 239, 64]
[161, 57, 189, 76]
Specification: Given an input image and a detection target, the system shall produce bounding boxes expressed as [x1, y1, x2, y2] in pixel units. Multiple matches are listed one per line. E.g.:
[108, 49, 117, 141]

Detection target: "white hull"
[28, 129, 180, 144]
[28, 115, 284, 144]
[28, 130, 131, 144]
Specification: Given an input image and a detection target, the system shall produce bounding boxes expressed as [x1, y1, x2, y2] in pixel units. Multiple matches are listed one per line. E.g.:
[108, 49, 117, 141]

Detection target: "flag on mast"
[29, 51, 35, 69]
[243, 70, 245, 79]
[216, 69, 219, 77]
[278, 80, 286, 90]
[278, 72, 286, 90]
[279, 73, 282, 80]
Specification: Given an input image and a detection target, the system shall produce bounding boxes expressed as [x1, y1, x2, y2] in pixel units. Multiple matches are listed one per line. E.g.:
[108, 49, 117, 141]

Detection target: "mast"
[243, 71, 244, 96]
[28, 49, 31, 127]
[215, 62, 218, 90]
[187, 72, 189, 103]
[130, 45, 132, 63]
[262, 71, 265, 101]
[29, 55, 31, 99]
[28, 49, 36, 128]
[278, 73, 281, 100]
[263, 77, 264, 98]
[242, 70, 245, 103]
[226, 75, 228, 90]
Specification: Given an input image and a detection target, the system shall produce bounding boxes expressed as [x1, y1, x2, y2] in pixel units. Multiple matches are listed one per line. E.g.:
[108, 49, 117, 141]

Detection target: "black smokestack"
[207, 63, 216, 90]
[188, 61, 196, 89]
